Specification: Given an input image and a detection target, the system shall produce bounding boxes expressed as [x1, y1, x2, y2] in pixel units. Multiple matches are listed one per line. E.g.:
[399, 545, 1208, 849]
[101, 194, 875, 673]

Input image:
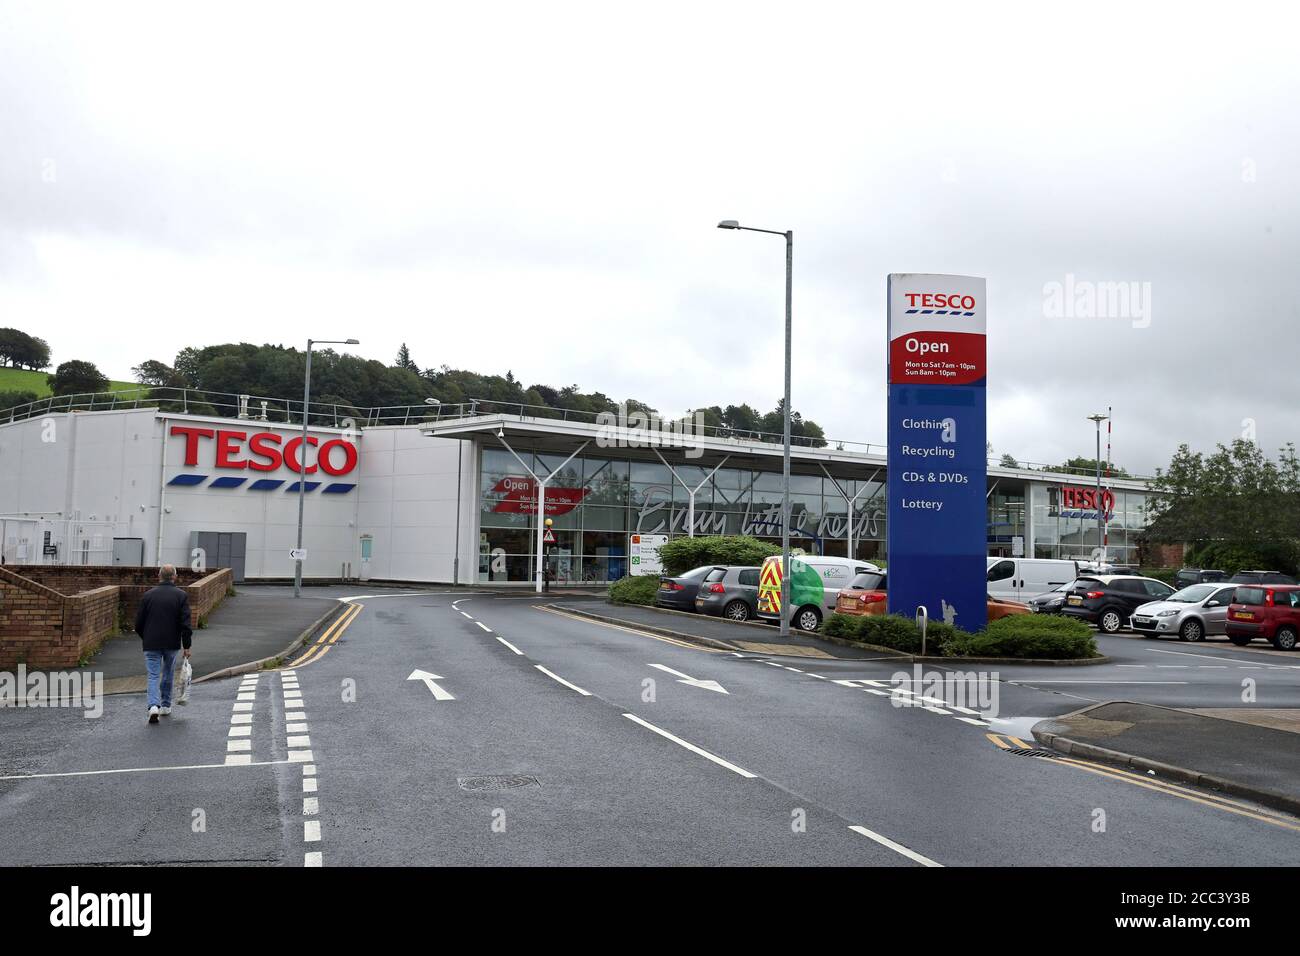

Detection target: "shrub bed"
[608, 575, 660, 606]
[657, 535, 779, 576]
[821, 611, 1097, 659]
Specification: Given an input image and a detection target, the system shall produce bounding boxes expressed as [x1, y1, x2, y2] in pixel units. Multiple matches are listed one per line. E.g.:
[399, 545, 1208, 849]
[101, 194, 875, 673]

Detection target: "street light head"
[717, 220, 740, 230]
[344, 339, 360, 345]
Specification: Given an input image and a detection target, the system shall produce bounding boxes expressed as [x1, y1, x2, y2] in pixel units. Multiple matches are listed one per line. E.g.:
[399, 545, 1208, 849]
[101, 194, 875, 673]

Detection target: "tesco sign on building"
[166, 424, 359, 493]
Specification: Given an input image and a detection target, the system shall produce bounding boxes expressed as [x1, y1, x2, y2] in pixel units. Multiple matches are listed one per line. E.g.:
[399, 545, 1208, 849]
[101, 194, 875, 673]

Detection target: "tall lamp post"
[718, 219, 794, 636]
[1087, 412, 1109, 565]
[295, 337, 360, 597]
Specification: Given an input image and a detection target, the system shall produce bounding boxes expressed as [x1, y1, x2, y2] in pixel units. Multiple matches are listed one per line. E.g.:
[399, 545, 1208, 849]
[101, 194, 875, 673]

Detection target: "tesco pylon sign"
[166, 424, 359, 494]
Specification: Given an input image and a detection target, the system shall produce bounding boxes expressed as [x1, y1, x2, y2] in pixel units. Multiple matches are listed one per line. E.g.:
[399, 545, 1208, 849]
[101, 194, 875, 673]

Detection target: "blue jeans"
[144, 649, 180, 709]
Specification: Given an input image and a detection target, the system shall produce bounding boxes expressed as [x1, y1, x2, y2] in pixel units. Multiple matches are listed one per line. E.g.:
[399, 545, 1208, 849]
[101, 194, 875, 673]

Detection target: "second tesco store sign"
[167, 424, 359, 491]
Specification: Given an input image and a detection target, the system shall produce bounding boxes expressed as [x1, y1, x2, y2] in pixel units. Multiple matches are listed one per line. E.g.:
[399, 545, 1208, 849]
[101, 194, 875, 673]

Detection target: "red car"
[1226, 584, 1300, 650]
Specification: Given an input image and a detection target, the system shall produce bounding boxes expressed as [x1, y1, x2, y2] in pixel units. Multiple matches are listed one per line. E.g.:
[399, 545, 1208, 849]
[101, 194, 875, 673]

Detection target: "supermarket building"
[0, 392, 1160, 584]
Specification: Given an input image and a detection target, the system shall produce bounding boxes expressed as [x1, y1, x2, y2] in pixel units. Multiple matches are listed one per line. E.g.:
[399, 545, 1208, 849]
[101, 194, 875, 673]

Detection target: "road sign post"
[886, 274, 988, 633]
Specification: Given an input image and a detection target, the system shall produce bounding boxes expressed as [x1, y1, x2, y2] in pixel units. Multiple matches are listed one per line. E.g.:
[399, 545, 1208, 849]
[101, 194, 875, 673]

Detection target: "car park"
[1061, 574, 1176, 633]
[1130, 583, 1238, 642]
[1226, 585, 1300, 650]
[654, 565, 714, 611]
[758, 555, 882, 631]
[693, 565, 761, 621]
[985, 557, 1080, 602]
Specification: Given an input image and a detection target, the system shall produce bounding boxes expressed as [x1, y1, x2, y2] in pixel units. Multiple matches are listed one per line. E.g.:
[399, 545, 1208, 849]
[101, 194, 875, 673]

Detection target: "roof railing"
[0, 386, 1149, 480]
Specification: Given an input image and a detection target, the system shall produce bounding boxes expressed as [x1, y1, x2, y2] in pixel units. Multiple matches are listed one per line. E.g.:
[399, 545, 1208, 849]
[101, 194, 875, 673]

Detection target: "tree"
[132, 360, 185, 387]
[1056, 456, 1130, 478]
[395, 343, 418, 373]
[0, 389, 39, 413]
[47, 360, 110, 396]
[1145, 440, 1300, 574]
[0, 328, 50, 369]
[999, 453, 1019, 468]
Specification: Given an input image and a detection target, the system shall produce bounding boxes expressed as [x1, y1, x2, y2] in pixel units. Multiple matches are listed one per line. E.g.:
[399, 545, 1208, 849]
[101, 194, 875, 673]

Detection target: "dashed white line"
[304, 821, 321, 842]
[848, 825, 942, 867]
[495, 636, 524, 655]
[622, 713, 756, 778]
[476, 622, 492, 632]
[535, 665, 591, 696]
[304, 851, 323, 867]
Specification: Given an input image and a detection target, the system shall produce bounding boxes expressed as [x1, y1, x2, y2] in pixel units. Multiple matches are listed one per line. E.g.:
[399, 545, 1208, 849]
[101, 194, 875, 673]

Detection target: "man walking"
[135, 565, 194, 725]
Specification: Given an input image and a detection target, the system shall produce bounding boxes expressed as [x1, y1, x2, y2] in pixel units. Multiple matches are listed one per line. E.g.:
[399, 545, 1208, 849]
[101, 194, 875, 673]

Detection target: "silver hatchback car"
[1131, 583, 1239, 642]
[693, 565, 761, 621]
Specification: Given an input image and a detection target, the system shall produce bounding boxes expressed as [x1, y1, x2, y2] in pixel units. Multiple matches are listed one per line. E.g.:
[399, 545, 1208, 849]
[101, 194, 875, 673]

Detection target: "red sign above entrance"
[490, 477, 588, 516]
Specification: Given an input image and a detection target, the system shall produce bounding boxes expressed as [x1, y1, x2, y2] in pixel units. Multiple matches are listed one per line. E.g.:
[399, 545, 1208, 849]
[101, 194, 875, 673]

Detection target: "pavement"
[3, 588, 1298, 866]
[44, 585, 343, 695]
[1033, 701, 1300, 815]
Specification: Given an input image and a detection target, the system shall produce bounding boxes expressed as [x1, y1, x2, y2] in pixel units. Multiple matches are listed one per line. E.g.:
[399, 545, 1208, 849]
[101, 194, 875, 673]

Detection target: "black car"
[1228, 570, 1299, 586]
[654, 565, 716, 611]
[1061, 574, 1176, 633]
[1026, 583, 1071, 614]
[1174, 567, 1227, 588]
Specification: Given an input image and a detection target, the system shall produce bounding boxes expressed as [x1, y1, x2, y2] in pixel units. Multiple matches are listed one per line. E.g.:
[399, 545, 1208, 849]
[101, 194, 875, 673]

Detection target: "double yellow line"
[986, 732, 1300, 832]
[290, 602, 363, 668]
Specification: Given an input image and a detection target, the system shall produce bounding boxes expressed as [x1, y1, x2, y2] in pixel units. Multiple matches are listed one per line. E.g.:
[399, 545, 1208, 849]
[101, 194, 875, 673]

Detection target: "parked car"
[1174, 567, 1227, 588]
[1026, 583, 1071, 614]
[758, 555, 883, 631]
[1061, 574, 1176, 633]
[654, 565, 715, 611]
[1226, 585, 1300, 650]
[986, 558, 1079, 603]
[1130, 583, 1239, 642]
[693, 565, 761, 621]
[1228, 570, 1299, 586]
[833, 571, 1030, 620]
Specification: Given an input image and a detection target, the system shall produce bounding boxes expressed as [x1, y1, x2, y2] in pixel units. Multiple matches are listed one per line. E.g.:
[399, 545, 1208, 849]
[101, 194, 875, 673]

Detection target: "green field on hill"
[0, 366, 138, 398]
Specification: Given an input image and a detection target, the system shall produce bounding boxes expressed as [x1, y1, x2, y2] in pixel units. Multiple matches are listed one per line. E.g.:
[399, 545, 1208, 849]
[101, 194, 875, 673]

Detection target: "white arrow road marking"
[647, 663, 729, 694]
[407, 669, 455, 700]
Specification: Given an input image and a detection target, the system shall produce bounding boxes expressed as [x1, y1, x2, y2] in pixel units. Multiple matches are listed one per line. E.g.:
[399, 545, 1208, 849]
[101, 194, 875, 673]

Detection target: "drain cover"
[457, 774, 540, 792]
[1004, 747, 1058, 758]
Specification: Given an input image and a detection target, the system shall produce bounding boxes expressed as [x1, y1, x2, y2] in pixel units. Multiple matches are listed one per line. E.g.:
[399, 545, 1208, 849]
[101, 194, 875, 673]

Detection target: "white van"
[757, 554, 882, 630]
[986, 557, 1080, 603]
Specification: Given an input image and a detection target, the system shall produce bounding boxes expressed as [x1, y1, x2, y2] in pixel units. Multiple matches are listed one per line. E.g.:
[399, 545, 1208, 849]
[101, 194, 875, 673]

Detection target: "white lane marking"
[476, 622, 492, 632]
[1007, 680, 1190, 684]
[808, 674, 827, 680]
[535, 665, 591, 696]
[285, 699, 305, 709]
[236, 693, 256, 702]
[337, 592, 431, 601]
[283, 690, 303, 699]
[0, 759, 292, 780]
[849, 825, 943, 866]
[304, 821, 321, 842]
[647, 663, 729, 694]
[460, 611, 473, 619]
[281, 670, 296, 676]
[303, 764, 317, 776]
[303, 797, 319, 815]
[288, 750, 314, 762]
[495, 636, 524, 655]
[957, 717, 990, 726]
[231, 713, 253, 725]
[226, 740, 252, 752]
[407, 670, 456, 701]
[227, 726, 252, 737]
[785, 667, 804, 673]
[622, 713, 756, 778]
[233, 703, 254, 712]
[304, 852, 323, 867]
[1147, 647, 1291, 668]
[763, 661, 785, 668]
[287, 722, 310, 733]
[287, 735, 312, 749]
[865, 689, 891, 697]
[303, 778, 318, 793]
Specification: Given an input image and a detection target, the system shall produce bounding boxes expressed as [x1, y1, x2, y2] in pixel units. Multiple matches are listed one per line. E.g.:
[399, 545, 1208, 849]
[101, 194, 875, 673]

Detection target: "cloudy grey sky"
[2, 1, 1297, 475]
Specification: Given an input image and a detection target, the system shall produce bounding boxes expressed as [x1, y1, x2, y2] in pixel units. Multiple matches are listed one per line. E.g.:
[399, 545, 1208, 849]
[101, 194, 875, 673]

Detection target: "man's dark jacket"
[135, 582, 194, 652]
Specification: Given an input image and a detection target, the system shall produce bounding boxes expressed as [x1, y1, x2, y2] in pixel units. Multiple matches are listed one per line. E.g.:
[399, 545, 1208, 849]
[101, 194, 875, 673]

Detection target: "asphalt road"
[2, 589, 1298, 866]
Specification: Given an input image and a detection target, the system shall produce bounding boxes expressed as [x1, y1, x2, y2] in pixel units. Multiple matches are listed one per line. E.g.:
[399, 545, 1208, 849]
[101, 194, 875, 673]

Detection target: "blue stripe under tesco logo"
[167, 474, 356, 494]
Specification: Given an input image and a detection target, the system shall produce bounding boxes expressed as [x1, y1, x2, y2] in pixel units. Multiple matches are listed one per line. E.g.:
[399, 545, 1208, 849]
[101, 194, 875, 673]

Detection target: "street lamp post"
[295, 337, 359, 598]
[718, 219, 794, 636]
[1087, 412, 1109, 565]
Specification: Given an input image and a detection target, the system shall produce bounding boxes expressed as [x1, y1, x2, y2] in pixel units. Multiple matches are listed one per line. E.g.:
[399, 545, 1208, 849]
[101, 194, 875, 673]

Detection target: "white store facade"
[0, 400, 1160, 584]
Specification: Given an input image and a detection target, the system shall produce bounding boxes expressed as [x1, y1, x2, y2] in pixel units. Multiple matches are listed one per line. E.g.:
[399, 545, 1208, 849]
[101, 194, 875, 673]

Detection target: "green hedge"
[821, 611, 1097, 659]
[657, 535, 779, 576]
[608, 575, 660, 606]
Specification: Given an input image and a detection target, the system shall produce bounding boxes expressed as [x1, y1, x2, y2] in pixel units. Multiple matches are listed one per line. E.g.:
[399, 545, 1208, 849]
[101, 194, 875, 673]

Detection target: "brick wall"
[0, 566, 233, 668]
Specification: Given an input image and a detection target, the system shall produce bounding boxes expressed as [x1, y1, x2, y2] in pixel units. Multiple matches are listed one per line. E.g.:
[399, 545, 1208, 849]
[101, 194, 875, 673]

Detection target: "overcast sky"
[2, 1, 1297, 475]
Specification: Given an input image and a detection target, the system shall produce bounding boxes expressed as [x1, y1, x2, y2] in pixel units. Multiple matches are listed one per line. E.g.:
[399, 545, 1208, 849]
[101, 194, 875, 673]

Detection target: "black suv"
[1174, 568, 1227, 588]
[1062, 574, 1176, 633]
[1228, 570, 1299, 586]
